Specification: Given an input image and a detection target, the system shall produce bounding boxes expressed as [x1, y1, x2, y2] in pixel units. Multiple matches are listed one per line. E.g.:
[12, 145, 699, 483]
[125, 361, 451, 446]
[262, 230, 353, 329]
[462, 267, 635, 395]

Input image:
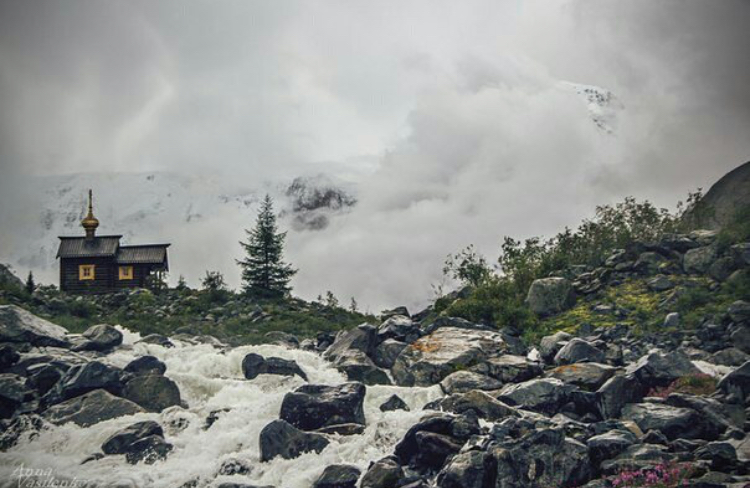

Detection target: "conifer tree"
[238, 194, 297, 298]
[25, 271, 35, 295]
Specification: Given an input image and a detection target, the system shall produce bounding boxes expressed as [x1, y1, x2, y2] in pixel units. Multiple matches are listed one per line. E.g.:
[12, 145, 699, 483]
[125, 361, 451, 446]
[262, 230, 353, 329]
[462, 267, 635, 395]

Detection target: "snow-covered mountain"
[561, 82, 624, 134]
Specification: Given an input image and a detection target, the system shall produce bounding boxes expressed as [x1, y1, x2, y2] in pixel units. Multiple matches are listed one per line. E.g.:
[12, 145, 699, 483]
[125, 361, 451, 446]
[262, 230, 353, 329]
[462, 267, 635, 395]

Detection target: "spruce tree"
[25, 271, 35, 295]
[238, 194, 297, 298]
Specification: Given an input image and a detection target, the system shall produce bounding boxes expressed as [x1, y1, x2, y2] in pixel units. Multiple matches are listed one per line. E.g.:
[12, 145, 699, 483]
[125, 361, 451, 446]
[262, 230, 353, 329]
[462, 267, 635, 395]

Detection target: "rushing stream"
[0, 328, 443, 488]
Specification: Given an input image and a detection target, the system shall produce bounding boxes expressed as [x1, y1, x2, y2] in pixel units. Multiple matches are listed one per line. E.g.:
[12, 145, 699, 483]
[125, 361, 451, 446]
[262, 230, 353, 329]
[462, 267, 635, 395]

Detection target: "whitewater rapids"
[0, 328, 443, 488]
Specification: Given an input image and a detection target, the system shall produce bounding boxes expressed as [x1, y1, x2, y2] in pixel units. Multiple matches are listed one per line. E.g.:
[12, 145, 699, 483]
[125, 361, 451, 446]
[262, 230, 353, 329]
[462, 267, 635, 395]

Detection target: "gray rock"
[380, 394, 409, 412]
[633, 252, 669, 275]
[620, 402, 702, 440]
[665, 393, 740, 439]
[43, 389, 145, 427]
[599, 443, 673, 475]
[626, 350, 700, 388]
[381, 307, 410, 320]
[124, 356, 167, 376]
[73, 324, 123, 352]
[0, 345, 20, 372]
[684, 246, 719, 274]
[392, 327, 506, 386]
[121, 374, 181, 412]
[709, 257, 738, 281]
[733, 242, 750, 265]
[554, 339, 605, 365]
[539, 331, 573, 363]
[663, 312, 681, 328]
[490, 428, 591, 488]
[731, 327, 750, 354]
[0, 263, 24, 289]
[497, 378, 574, 415]
[587, 429, 638, 465]
[136, 334, 174, 348]
[427, 390, 519, 421]
[596, 374, 646, 419]
[436, 450, 494, 488]
[263, 331, 299, 348]
[313, 423, 366, 436]
[729, 301, 750, 324]
[480, 355, 542, 383]
[394, 413, 479, 470]
[0, 305, 69, 348]
[377, 315, 419, 342]
[259, 419, 329, 462]
[312, 464, 361, 488]
[718, 360, 750, 401]
[101, 420, 172, 465]
[280, 382, 366, 431]
[218, 458, 252, 476]
[647, 275, 675, 292]
[548, 362, 617, 390]
[360, 456, 405, 488]
[440, 370, 502, 395]
[330, 350, 391, 385]
[43, 361, 123, 406]
[373, 339, 407, 369]
[710, 348, 750, 367]
[324, 324, 377, 361]
[0, 373, 35, 419]
[242, 353, 308, 381]
[526, 277, 575, 316]
[694, 441, 738, 470]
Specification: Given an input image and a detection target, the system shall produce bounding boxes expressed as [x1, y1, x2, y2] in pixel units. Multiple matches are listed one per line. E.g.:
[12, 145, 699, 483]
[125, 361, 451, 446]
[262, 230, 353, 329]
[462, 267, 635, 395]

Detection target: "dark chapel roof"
[57, 236, 169, 269]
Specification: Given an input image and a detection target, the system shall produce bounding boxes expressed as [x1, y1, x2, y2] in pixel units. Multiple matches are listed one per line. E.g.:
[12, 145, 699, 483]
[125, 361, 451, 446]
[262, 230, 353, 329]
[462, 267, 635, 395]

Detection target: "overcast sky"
[1, 0, 749, 310]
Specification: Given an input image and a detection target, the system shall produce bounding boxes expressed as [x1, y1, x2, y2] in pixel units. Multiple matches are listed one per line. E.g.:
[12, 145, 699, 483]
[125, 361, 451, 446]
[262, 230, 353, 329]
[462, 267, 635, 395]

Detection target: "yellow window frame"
[79, 264, 95, 281]
[119, 266, 134, 280]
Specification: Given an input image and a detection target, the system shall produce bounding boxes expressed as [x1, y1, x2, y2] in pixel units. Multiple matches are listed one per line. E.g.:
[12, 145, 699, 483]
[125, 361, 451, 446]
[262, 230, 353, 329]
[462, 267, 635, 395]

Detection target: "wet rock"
[324, 324, 377, 361]
[395, 413, 479, 470]
[122, 374, 181, 412]
[587, 429, 638, 466]
[360, 456, 405, 488]
[102, 420, 173, 465]
[539, 331, 573, 362]
[718, 360, 750, 400]
[0, 373, 35, 418]
[440, 370, 503, 395]
[43, 361, 123, 406]
[312, 464, 361, 488]
[490, 428, 592, 488]
[124, 356, 167, 376]
[426, 390, 519, 421]
[498, 378, 575, 415]
[136, 334, 174, 348]
[554, 339, 606, 365]
[596, 374, 646, 419]
[242, 353, 308, 381]
[280, 382, 366, 431]
[313, 423, 366, 436]
[526, 277, 576, 316]
[480, 355, 542, 384]
[548, 362, 617, 390]
[0, 415, 45, 451]
[218, 458, 252, 475]
[259, 419, 329, 462]
[73, 324, 123, 352]
[620, 403, 703, 440]
[392, 327, 506, 386]
[436, 450, 495, 488]
[0, 305, 69, 347]
[43, 389, 144, 427]
[373, 339, 407, 369]
[626, 350, 700, 388]
[330, 350, 391, 385]
[26, 362, 65, 395]
[0, 345, 20, 372]
[684, 246, 719, 274]
[380, 394, 409, 412]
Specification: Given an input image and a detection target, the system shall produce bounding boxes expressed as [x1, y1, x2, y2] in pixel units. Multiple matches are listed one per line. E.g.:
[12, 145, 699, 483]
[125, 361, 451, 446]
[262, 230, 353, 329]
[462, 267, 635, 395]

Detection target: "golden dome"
[81, 189, 99, 237]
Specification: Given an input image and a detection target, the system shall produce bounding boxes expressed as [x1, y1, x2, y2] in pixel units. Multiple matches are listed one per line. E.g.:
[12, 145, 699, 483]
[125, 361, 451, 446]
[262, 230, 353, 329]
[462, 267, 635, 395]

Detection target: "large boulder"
[554, 339, 605, 365]
[625, 350, 701, 388]
[436, 450, 495, 488]
[360, 456, 405, 488]
[124, 356, 167, 376]
[259, 419, 329, 462]
[620, 403, 703, 440]
[394, 413, 479, 470]
[312, 464, 361, 488]
[392, 327, 506, 386]
[324, 324, 377, 361]
[548, 362, 617, 390]
[101, 420, 172, 465]
[43, 389, 145, 427]
[682, 160, 750, 230]
[539, 331, 573, 362]
[279, 382, 366, 431]
[440, 371, 502, 395]
[0, 373, 35, 419]
[121, 374, 181, 412]
[73, 324, 123, 352]
[684, 246, 719, 274]
[43, 361, 123, 406]
[497, 378, 574, 415]
[526, 278, 575, 317]
[596, 374, 646, 419]
[329, 350, 391, 385]
[373, 339, 407, 369]
[242, 353, 308, 381]
[377, 315, 420, 343]
[718, 360, 750, 400]
[0, 305, 69, 348]
[478, 355, 542, 384]
[380, 394, 409, 412]
[426, 390, 519, 421]
[490, 428, 592, 488]
[586, 429, 638, 466]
